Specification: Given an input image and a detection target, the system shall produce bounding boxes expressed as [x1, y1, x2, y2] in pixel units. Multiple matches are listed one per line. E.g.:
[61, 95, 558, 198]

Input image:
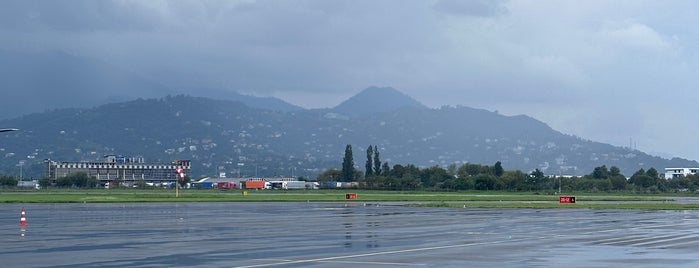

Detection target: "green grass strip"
[0, 189, 682, 210]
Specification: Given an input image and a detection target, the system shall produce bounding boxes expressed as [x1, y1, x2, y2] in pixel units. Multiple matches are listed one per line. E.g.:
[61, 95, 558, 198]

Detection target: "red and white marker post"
[174, 168, 185, 197]
[19, 208, 27, 226]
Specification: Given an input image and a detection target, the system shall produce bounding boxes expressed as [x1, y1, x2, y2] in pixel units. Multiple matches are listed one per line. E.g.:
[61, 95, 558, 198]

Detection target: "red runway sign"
[559, 196, 576, 204]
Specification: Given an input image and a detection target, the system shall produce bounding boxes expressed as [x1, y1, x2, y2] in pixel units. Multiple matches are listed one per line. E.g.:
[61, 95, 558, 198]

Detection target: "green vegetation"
[55, 172, 98, 188]
[1, 189, 695, 210]
[341, 144, 358, 181]
[318, 158, 696, 194]
[4, 145, 699, 211]
[0, 175, 19, 187]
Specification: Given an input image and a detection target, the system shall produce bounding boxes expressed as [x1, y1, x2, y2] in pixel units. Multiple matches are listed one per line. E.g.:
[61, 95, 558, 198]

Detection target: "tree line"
[2, 144, 699, 193]
[317, 144, 696, 193]
[0, 172, 99, 189]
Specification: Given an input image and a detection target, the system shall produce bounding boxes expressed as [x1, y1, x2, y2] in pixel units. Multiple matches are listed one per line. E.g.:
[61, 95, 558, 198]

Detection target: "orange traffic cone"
[19, 208, 27, 226]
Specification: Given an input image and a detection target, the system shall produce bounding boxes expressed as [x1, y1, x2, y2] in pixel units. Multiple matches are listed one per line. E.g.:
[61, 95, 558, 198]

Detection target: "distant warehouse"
[43, 155, 191, 185]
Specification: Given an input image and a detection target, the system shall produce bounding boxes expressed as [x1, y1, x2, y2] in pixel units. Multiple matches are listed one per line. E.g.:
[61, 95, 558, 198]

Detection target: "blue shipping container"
[325, 181, 340, 188]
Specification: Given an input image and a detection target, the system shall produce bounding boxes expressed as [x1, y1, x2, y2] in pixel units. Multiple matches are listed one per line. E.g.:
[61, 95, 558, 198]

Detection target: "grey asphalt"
[2, 202, 699, 267]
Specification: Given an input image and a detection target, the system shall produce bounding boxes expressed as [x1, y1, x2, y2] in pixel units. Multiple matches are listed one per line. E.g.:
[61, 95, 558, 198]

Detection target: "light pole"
[558, 170, 562, 194]
[18, 160, 25, 180]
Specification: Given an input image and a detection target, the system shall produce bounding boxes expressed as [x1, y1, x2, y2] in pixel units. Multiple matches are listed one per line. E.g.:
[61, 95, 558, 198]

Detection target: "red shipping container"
[217, 182, 236, 189]
[244, 180, 267, 189]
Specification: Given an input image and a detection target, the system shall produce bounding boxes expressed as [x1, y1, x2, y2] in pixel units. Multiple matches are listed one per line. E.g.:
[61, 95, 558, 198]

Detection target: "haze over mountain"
[0, 50, 172, 119]
[0, 51, 305, 119]
[0, 40, 696, 179]
[184, 88, 303, 113]
[0, 88, 695, 180]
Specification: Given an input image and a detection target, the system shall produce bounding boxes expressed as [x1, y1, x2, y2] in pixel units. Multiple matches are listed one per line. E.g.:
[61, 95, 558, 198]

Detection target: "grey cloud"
[432, 0, 507, 17]
[0, 0, 162, 32]
[2, 0, 699, 160]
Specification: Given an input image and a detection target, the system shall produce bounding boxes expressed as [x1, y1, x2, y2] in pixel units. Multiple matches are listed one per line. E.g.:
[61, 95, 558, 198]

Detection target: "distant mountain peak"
[332, 86, 427, 117]
[1, 94, 696, 178]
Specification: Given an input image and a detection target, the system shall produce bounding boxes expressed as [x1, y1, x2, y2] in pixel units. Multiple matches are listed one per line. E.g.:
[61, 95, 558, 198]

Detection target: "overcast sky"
[1, 0, 698, 161]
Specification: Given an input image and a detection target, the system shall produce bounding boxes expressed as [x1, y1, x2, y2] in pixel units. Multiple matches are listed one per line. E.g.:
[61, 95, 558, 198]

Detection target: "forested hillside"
[0, 90, 696, 180]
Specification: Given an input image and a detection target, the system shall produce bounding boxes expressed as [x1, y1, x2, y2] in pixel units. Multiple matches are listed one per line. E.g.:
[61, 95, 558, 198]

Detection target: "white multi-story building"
[664, 168, 699, 179]
[44, 155, 191, 184]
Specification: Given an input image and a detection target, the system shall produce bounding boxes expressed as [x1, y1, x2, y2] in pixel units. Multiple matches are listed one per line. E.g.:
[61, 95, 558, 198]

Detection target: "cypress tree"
[365, 145, 373, 178]
[341, 144, 355, 181]
[373, 145, 382, 176]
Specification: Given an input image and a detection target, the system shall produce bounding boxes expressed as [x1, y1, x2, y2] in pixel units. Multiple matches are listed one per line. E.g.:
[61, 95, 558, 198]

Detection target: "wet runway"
[2, 202, 699, 267]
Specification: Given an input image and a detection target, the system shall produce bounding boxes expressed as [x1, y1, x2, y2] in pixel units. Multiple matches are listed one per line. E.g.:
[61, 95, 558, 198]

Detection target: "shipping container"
[217, 182, 236, 189]
[285, 181, 307, 190]
[200, 182, 214, 189]
[269, 181, 315, 190]
[244, 179, 268, 190]
[325, 181, 341, 189]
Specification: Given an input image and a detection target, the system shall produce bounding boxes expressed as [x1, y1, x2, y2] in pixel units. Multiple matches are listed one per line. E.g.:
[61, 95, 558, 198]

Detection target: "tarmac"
[2, 202, 699, 267]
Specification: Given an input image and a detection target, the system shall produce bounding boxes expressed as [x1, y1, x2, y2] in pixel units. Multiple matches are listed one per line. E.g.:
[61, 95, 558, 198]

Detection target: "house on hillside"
[664, 168, 699, 179]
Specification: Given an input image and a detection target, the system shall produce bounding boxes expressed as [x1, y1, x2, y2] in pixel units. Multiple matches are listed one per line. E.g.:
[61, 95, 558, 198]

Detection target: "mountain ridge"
[1, 93, 695, 179]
